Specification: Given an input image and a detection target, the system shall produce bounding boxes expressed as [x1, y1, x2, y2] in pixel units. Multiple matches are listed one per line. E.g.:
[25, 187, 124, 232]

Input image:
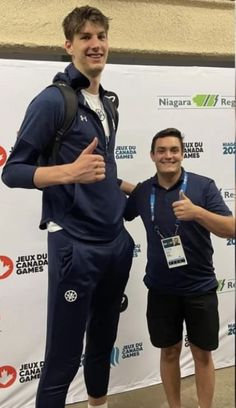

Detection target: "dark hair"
[151, 128, 184, 153]
[62, 5, 110, 41]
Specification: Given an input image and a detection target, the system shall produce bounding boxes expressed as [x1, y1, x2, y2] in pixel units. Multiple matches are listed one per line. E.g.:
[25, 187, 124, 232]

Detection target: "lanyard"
[150, 172, 188, 238]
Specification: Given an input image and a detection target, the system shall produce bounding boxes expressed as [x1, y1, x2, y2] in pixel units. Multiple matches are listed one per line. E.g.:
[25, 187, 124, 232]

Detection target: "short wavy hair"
[62, 5, 110, 41]
[151, 128, 184, 153]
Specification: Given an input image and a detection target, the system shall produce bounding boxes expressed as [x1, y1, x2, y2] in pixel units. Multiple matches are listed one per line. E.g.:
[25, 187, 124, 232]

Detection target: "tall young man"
[2, 6, 134, 408]
[124, 128, 235, 408]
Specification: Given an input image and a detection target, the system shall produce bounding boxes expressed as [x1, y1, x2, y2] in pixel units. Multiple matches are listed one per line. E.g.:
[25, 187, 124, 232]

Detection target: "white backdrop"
[0, 60, 235, 408]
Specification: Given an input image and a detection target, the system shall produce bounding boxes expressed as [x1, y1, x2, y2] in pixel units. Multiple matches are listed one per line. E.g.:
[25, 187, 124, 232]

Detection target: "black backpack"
[40, 81, 119, 163]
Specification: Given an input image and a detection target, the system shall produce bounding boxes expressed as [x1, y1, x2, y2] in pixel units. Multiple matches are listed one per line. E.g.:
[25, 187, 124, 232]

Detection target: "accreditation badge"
[161, 235, 188, 269]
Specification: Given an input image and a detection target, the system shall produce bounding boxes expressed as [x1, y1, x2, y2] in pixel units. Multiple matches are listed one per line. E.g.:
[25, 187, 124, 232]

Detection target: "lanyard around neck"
[150, 171, 188, 237]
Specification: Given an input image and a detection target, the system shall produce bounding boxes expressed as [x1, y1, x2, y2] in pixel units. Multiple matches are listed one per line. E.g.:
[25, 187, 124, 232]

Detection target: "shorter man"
[124, 128, 235, 408]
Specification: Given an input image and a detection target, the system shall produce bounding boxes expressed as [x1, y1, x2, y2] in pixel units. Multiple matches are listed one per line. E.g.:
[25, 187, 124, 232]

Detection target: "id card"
[161, 235, 187, 269]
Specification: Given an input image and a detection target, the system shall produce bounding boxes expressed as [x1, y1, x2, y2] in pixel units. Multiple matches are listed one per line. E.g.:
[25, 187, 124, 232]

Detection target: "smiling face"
[151, 136, 184, 179]
[65, 21, 108, 80]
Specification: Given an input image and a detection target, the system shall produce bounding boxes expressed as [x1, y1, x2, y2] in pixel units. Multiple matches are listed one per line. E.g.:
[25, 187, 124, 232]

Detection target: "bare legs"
[160, 341, 182, 408]
[190, 343, 215, 408]
[160, 342, 215, 408]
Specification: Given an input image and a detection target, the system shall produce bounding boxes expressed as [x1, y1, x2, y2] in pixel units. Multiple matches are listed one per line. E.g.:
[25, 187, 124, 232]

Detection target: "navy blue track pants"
[35, 228, 134, 408]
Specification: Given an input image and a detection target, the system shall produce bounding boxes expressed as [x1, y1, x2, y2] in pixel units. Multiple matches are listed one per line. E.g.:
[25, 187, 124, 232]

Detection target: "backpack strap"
[40, 83, 118, 164]
[47, 81, 78, 162]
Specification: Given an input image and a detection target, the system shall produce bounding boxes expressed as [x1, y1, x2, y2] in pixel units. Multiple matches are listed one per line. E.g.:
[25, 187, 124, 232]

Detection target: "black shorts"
[146, 290, 219, 351]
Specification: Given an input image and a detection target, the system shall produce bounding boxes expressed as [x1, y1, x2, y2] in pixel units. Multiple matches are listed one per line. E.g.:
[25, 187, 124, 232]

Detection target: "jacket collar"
[53, 63, 107, 96]
[53, 63, 90, 90]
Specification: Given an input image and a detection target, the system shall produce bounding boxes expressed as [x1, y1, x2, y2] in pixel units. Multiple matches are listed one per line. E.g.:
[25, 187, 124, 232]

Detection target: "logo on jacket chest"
[80, 114, 88, 122]
[95, 108, 105, 121]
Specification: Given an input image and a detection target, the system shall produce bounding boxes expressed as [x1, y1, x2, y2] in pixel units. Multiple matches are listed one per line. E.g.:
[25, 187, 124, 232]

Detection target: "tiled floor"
[65, 365, 235, 408]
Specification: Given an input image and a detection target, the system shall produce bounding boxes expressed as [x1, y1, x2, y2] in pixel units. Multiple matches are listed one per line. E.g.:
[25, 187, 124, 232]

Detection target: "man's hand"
[120, 180, 136, 195]
[33, 137, 105, 188]
[172, 191, 235, 238]
[172, 190, 198, 221]
[66, 137, 105, 184]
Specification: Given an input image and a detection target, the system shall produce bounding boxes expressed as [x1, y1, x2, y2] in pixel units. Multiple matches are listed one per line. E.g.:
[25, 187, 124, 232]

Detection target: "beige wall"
[0, 0, 234, 64]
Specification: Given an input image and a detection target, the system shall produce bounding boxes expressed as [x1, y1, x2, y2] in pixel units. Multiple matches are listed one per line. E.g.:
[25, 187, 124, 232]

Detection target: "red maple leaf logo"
[0, 146, 7, 167]
[0, 256, 14, 279]
[0, 366, 17, 388]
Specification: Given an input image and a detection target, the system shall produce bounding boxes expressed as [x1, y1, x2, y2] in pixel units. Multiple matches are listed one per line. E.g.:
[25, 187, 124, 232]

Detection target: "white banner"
[0, 60, 235, 408]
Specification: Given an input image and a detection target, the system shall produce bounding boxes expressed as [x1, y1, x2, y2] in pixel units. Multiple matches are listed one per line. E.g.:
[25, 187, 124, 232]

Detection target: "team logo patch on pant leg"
[64, 290, 78, 302]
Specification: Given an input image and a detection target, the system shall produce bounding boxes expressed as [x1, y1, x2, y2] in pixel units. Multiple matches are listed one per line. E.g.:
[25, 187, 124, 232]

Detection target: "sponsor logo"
[157, 96, 192, 109]
[115, 145, 137, 159]
[121, 342, 144, 360]
[110, 346, 120, 367]
[222, 142, 235, 155]
[133, 243, 141, 258]
[15, 253, 48, 275]
[1, 361, 45, 386]
[19, 361, 44, 383]
[0, 146, 7, 166]
[0, 366, 17, 388]
[64, 290, 78, 302]
[183, 141, 204, 159]
[219, 188, 235, 202]
[1, 253, 49, 279]
[0, 256, 14, 280]
[192, 94, 219, 107]
[80, 341, 144, 368]
[228, 323, 235, 336]
[226, 238, 235, 246]
[217, 278, 235, 293]
[157, 95, 235, 109]
[111, 342, 144, 366]
[120, 294, 128, 313]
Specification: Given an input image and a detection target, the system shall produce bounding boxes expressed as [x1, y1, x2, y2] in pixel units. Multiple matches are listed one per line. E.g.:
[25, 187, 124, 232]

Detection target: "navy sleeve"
[124, 183, 142, 221]
[1, 87, 64, 189]
[2, 139, 39, 188]
[204, 179, 232, 216]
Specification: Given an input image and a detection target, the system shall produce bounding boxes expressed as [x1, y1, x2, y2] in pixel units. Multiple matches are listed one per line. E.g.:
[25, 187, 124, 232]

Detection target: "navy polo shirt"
[124, 169, 232, 295]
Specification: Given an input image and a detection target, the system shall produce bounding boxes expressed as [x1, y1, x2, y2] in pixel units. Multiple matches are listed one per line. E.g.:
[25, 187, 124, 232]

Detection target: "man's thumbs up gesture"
[33, 137, 105, 188]
[68, 137, 105, 184]
[172, 190, 197, 221]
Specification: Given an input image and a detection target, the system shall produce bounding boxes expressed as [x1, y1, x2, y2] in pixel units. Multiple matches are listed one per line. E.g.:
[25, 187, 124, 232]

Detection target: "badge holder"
[161, 235, 188, 269]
